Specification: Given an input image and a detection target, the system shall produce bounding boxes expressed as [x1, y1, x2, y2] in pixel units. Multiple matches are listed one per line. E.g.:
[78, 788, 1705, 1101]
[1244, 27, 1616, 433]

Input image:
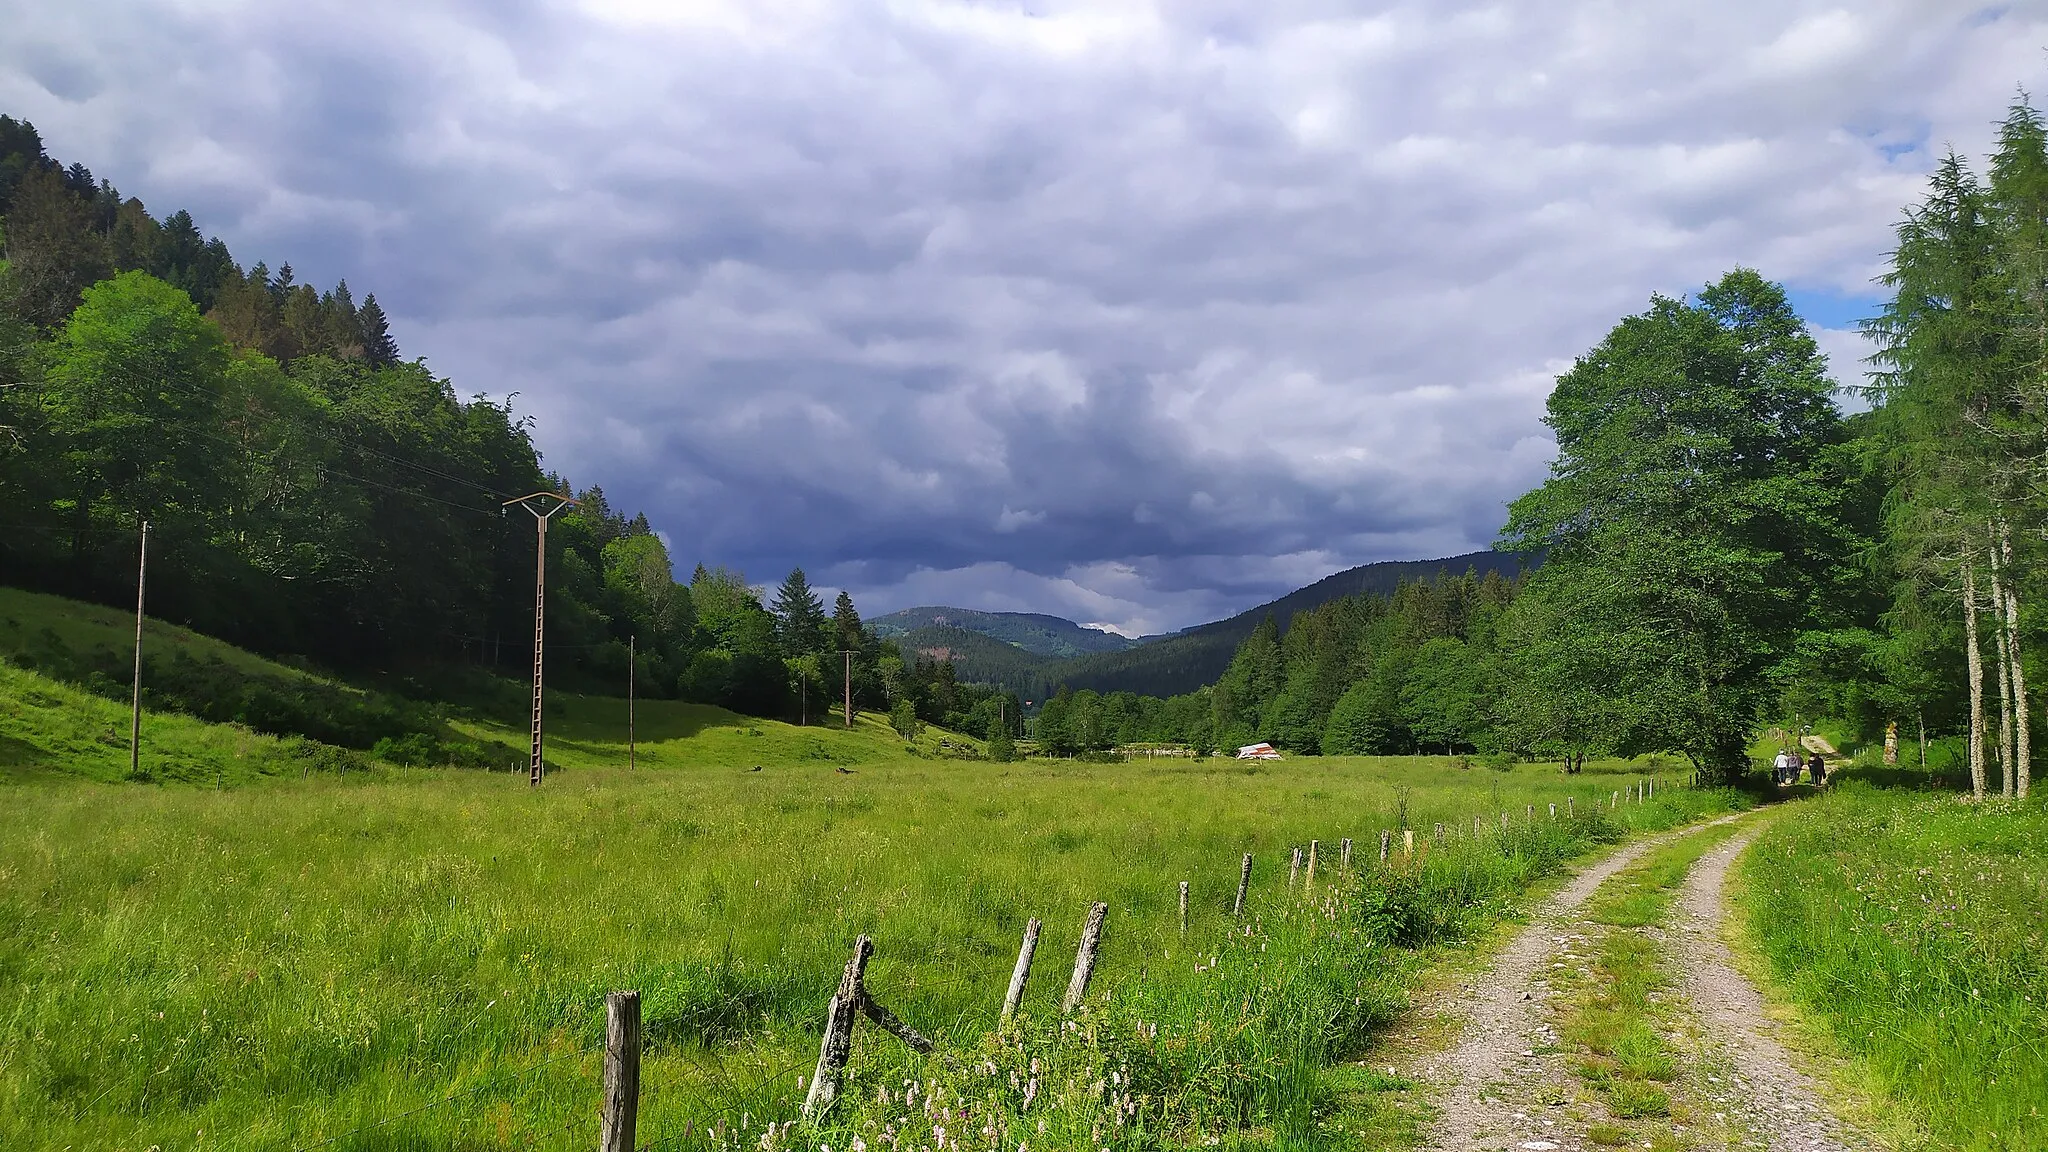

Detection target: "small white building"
[1234, 742, 1281, 760]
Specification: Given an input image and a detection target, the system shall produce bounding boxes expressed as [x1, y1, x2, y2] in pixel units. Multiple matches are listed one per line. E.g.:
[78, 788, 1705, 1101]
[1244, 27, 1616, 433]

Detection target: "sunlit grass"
[1738, 781, 2048, 1152]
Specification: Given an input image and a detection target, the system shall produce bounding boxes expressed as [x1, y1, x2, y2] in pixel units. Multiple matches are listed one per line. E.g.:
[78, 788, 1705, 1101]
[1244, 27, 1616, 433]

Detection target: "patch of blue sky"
[1786, 286, 1882, 333]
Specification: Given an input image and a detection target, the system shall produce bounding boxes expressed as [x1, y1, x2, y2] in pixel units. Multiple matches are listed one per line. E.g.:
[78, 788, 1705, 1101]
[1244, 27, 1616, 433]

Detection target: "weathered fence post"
[1526, 803, 1534, 821]
[1063, 903, 1109, 1012]
[1340, 837, 1353, 869]
[1305, 840, 1320, 885]
[1178, 881, 1189, 932]
[599, 991, 641, 1152]
[1379, 829, 1390, 862]
[1568, 796, 1575, 818]
[1433, 822, 1443, 843]
[1289, 847, 1302, 886]
[1499, 811, 1509, 831]
[1648, 777, 1654, 800]
[1611, 790, 1618, 809]
[803, 935, 873, 1118]
[1474, 816, 1482, 838]
[1001, 918, 1042, 1022]
[1548, 803, 1556, 820]
[1402, 829, 1414, 857]
[1233, 853, 1253, 917]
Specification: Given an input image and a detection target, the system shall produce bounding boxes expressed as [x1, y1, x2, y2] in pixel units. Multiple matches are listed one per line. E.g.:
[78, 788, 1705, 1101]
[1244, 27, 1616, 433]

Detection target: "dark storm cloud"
[4, 0, 2044, 632]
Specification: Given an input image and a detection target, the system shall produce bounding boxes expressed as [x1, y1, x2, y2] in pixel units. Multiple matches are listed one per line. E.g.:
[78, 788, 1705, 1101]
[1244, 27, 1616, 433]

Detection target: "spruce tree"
[358, 293, 399, 367]
[771, 568, 829, 657]
[833, 590, 863, 652]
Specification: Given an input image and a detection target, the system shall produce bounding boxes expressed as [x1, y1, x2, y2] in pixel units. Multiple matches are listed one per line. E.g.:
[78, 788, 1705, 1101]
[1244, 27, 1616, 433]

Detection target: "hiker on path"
[1807, 750, 1827, 786]
[1772, 748, 1795, 785]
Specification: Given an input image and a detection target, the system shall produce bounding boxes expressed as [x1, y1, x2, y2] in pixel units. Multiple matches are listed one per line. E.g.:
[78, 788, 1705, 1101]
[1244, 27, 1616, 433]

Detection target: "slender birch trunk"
[1999, 520, 2030, 799]
[1962, 554, 1987, 800]
[1988, 537, 2015, 796]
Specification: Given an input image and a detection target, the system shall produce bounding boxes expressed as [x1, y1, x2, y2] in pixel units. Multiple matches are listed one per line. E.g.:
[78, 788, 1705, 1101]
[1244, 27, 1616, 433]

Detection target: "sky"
[5, 1, 2045, 635]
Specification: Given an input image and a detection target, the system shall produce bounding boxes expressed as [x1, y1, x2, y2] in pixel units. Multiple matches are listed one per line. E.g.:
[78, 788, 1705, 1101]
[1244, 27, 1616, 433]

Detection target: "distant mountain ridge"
[869, 606, 1142, 658]
[877, 549, 1537, 699]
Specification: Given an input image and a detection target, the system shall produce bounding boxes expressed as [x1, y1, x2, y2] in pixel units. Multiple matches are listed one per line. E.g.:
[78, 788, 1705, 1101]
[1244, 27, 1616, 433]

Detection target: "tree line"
[0, 114, 1019, 739]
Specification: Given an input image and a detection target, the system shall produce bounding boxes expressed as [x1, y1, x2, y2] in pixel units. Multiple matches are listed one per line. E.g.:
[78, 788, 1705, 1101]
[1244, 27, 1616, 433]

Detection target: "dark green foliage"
[1499, 269, 1856, 781]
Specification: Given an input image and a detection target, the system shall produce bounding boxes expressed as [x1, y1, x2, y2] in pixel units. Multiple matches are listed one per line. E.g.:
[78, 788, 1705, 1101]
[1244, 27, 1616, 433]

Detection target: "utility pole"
[130, 520, 147, 779]
[840, 650, 853, 728]
[503, 491, 578, 787]
[627, 633, 636, 770]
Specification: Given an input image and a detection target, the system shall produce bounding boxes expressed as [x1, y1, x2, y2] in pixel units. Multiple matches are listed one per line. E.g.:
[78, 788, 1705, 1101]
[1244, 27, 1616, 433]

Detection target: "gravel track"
[1416, 814, 1746, 1151]
[1671, 827, 1863, 1152]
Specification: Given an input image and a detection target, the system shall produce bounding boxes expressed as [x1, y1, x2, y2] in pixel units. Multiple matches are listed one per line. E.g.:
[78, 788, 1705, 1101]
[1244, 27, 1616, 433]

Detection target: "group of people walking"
[1772, 747, 1827, 786]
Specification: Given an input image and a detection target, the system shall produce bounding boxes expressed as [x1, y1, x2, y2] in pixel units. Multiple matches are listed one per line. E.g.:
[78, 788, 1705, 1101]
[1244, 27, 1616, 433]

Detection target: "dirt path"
[1672, 827, 1861, 1152]
[1415, 813, 1867, 1152]
[1416, 814, 1747, 1151]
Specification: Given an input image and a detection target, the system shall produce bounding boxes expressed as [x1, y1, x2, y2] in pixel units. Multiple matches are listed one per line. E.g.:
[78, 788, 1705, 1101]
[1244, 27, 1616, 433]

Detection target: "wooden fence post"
[1178, 881, 1189, 932]
[1063, 903, 1109, 1012]
[1305, 840, 1320, 886]
[1548, 803, 1556, 820]
[1526, 804, 1534, 821]
[1340, 837, 1353, 869]
[1568, 796, 1574, 818]
[803, 936, 873, 1118]
[1433, 822, 1443, 843]
[1001, 918, 1041, 1023]
[599, 990, 641, 1152]
[1473, 816, 1482, 838]
[1402, 829, 1414, 857]
[1232, 853, 1252, 917]
[1289, 847, 1302, 886]
[1379, 829, 1390, 862]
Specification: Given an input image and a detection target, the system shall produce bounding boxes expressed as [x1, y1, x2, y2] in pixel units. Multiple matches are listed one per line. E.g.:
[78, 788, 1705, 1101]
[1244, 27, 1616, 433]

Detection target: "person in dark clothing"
[1806, 751, 1827, 785]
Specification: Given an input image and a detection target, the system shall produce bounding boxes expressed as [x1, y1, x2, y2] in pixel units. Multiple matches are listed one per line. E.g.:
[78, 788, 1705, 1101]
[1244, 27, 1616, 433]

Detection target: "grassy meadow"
[0, 637, 1746, 1150]
[1738, 779, 2048, 1151]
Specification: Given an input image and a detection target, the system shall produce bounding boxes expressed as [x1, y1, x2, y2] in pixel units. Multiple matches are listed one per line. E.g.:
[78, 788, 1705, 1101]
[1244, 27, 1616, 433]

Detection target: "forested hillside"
[1040, 549, 1531, 699]
[0, 115, 1023, 741]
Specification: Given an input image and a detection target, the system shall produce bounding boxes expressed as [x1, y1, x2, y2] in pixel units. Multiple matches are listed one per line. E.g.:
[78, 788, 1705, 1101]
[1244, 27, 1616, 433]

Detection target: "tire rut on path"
[1673, 827, 1862, 1152]
[1417, 813, 1748, 1151]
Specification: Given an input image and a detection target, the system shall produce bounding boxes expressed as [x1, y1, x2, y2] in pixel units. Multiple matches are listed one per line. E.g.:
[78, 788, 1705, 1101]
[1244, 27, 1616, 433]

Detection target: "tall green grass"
[1738, 782, 2047, 1151]
[1, 746, 1741, 1151]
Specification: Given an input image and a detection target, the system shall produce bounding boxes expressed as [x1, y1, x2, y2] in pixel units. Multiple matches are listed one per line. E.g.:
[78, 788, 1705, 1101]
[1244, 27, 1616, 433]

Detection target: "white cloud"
[2, 0, 2039, 629]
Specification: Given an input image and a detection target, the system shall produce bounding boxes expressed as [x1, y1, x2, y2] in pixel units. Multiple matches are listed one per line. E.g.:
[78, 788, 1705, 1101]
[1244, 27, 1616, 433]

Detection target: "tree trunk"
[1999, 521, 2030, 799]
[1963, 555, 1987, 800]
[1989, 527, 2016, 796]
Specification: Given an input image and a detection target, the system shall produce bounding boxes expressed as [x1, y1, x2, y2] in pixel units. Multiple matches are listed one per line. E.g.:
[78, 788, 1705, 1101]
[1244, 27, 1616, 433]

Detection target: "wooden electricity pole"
[627, 633, 636, 770]
[130, 520, 147, 779]
[840, 649, 853, 728]
[503, 492, 578, 787]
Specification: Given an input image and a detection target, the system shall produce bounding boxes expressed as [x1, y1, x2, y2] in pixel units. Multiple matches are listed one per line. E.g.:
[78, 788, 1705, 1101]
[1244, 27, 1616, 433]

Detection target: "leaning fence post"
[1305, 840, 1320, 885]
[1233, 853, 1252, 917]
[1178, 881, 1189, 933]
[599, 990, 641, 1152]
[1340, 837, 1353, 869]
[1379, 829, 1390, 862]
[1063, 903, 1109, 1012]
[1568, 796, 1575, 818]
[1289, 847, 1302, 886]
[803, 935, 873, 1118]
[1001, 918, 1042, 1023]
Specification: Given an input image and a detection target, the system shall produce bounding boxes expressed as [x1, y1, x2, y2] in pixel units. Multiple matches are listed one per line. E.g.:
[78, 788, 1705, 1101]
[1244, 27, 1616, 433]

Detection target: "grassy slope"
[1737, 780, 2047, 1152]
[0, 583, 958, 780]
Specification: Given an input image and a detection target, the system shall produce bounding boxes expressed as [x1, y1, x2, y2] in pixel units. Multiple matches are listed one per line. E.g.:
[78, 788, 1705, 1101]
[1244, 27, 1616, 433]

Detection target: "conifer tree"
[358, 293, 399, 367]
[771, 568, 829, 657]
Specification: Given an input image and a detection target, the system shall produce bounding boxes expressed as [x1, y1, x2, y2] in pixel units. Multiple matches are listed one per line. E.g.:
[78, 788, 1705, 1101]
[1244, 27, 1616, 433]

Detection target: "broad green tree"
[1501, 269, 1853, 782]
